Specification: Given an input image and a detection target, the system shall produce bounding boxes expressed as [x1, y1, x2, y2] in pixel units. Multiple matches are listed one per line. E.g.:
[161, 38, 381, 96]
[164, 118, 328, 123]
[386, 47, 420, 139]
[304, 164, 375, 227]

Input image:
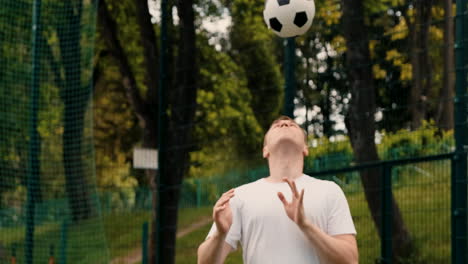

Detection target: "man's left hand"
[278, 177, 308, 228]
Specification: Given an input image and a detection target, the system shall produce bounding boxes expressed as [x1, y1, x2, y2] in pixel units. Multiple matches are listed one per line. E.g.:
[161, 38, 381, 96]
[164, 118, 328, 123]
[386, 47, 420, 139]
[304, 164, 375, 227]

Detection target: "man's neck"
[266, 150, 304, 183]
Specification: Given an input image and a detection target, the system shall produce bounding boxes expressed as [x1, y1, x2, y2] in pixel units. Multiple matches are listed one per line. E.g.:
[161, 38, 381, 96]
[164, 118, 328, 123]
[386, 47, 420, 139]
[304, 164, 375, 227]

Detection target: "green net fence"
[0, 0, 109, 263]
[1, 0, 467, 263]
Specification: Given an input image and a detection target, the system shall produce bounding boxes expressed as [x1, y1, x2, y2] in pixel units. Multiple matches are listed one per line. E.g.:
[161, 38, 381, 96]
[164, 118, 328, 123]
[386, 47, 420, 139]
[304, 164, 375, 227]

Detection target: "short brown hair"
[263, 116, 307, 146]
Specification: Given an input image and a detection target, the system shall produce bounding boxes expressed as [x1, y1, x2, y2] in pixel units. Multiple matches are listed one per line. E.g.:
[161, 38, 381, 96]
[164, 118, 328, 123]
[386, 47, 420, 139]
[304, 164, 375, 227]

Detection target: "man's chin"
[271, 138, 303, 151]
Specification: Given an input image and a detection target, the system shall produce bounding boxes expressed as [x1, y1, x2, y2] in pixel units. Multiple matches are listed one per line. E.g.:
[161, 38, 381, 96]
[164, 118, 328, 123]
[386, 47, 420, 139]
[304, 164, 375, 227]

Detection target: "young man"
[197, 116, 358, 264]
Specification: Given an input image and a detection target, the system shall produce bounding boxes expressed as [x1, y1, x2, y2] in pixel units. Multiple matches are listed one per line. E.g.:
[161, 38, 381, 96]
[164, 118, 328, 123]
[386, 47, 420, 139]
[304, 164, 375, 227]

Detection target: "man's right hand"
[213, 189, 235, 235]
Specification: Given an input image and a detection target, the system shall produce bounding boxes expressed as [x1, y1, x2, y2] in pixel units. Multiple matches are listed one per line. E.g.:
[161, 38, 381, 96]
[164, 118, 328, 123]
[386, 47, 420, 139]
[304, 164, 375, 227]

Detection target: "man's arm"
[197, 233, 234, 264]
[197, 189, 235, 264]
[298, 222, 358, 264]
[278, 178, 358, 264]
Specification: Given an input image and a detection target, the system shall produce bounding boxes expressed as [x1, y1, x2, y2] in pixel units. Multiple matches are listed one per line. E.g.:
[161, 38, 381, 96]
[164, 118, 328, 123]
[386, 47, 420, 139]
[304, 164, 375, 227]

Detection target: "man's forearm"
[197, 232, 227, 264]
[299, 221, 358, 264]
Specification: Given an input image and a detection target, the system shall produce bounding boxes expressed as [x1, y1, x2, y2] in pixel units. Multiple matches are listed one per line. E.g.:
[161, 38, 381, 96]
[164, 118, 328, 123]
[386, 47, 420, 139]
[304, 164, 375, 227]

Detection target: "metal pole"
[142, 222, 149, 264]
[25, 0, 42, 263]
[196, 179, 201, 208]
[59, 220, 68, 264]
[284, 37, 296, 118]
[381, 165, 393, 263]
[157, 0, 169, 262]
[453, 0, 468, 263]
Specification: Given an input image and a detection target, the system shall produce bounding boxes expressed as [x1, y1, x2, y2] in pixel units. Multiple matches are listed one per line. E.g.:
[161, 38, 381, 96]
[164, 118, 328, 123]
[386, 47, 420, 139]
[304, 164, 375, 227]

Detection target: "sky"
[148, 0, 232, 34]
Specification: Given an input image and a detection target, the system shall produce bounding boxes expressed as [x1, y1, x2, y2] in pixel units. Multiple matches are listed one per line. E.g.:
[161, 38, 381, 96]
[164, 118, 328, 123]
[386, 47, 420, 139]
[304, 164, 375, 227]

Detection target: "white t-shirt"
[206, 174, 356, 264]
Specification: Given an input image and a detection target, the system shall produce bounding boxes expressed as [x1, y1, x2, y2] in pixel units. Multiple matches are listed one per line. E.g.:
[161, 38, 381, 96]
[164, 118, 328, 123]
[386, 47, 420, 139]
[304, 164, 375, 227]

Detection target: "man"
[197, 116, 358, 264]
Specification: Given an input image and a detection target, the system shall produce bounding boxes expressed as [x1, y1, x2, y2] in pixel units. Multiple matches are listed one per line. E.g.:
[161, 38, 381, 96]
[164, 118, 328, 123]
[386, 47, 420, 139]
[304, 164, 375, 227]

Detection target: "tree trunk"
[437, 0, 455, 130]
[58, 0, 93, 222]
[157, 0, 198, 262]
[342, 0, 415, 262]
[98, 0, 160, 261]
[99, 0, 197, 261]
[407, 0, 433, 130]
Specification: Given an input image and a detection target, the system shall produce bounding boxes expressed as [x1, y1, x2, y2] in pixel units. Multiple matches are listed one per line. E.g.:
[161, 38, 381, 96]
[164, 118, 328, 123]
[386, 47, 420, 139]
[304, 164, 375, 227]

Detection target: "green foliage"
[189, 34, 264, 178]
[228, 0, 284, 132]
[304, 124, 454, 173]
[305, 136, 353, 172]
[378, 121, 454, 159]
[93, 60, 141, 188]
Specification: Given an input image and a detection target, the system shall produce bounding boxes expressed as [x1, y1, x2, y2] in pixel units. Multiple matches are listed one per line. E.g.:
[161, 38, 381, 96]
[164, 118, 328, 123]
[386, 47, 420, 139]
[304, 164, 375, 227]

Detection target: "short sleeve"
[205, 195, 242, 250]
[327, 183, 357, 236]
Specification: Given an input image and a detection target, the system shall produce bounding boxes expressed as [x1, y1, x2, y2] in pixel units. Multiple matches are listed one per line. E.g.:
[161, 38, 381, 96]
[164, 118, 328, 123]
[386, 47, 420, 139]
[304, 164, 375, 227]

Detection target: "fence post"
[49, 245, 55, 264]
[381, 164, 392, 263]
[157, 0, 169, 262]
[284, 37, 296, 118]
[451, 154, 467, 264]
[196, 179, 201, 208]
[25, 1, 42, 263]
[453, 0, 468, 263]
[142, 221, 149, 264]
[59, 220, 68, 264]
[11, 244, 16, 264]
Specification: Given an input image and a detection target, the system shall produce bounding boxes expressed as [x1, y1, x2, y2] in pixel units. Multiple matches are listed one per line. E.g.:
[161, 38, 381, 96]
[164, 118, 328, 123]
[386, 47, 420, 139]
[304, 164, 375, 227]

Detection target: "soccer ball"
[263, 0, 315, 38]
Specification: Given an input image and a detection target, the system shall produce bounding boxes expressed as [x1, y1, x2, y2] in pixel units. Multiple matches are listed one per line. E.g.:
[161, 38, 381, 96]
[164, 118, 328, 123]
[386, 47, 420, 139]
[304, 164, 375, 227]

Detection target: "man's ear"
[302, 145, 309, 157]
[263, 146, 270, 158]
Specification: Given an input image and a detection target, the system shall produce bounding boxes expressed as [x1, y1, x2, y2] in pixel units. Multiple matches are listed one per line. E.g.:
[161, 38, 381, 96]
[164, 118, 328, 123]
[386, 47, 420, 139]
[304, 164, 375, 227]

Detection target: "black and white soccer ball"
[263, 0, 315, 38]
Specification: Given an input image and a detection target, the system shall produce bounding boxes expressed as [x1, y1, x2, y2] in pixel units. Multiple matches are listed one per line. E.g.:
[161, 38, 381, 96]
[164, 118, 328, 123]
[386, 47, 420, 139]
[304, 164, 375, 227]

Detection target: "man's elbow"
[347, 252, 358, 264]
[197, 243, 206, 264]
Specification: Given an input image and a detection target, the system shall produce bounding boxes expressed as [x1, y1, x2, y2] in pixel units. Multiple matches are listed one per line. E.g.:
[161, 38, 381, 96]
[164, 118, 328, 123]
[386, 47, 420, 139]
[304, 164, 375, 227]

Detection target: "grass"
[345, 161, 451, 263]
[175, 160, 452, 263]
[1, 218, 110, 264]
[0, 206, 213, 263]
[104, 206, 213, 261]
[175, 223, 243, 264]
[0, 160, 452, 263]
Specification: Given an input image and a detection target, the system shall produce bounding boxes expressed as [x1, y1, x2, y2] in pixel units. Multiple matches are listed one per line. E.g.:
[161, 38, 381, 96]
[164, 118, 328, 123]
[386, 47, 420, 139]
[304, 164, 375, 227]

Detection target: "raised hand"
[213, 189, 235, 235]
[277, 177, 307, 227]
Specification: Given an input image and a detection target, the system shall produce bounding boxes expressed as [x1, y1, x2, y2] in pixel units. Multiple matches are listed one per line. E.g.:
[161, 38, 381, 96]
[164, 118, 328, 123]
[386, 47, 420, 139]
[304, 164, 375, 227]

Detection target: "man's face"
[263, 119, 308, 158]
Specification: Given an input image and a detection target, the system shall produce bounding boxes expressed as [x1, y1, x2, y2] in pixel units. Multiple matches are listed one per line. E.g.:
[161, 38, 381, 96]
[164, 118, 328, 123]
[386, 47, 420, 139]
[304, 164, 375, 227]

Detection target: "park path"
[110, 217, 212, 264]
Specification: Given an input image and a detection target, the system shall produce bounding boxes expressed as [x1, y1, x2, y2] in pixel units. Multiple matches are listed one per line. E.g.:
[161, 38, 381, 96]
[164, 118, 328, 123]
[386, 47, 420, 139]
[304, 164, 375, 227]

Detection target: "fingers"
[277, 192, 288, 206]
[299, 189, 305, 206]
[215, 190, 235, 206]
[213, 189, 235, 215]
[282, 177, 299, 197]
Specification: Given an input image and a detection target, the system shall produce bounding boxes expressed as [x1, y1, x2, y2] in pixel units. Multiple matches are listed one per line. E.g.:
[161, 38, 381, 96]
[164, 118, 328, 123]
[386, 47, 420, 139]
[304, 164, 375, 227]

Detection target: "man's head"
[263, 116, 309, 158]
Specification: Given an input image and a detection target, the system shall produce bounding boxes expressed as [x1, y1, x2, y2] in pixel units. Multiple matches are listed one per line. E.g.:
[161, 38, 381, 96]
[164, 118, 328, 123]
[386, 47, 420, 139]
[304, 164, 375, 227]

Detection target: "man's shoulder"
[234, 178, 265, 194]
[302, 174, 343, 193]
[229, 179, 265, 208]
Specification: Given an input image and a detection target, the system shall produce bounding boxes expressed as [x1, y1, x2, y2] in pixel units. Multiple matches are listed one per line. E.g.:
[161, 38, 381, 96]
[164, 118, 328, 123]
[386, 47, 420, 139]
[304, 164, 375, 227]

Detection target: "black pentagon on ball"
[277, 0, 290, 6]
[294, 11, 308, 27]
[269, 17, 283, 32]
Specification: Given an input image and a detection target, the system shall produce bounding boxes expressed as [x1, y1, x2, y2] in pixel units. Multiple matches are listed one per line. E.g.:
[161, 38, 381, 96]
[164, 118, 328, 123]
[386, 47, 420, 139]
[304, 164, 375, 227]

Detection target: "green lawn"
[1, 161, 452, 263]
[345, 161, 451, 263]
[104, 206, 213, 260]
[175, 223, 243, 264]
[175, 161, 452, 263]
[0, 207, 213, 263]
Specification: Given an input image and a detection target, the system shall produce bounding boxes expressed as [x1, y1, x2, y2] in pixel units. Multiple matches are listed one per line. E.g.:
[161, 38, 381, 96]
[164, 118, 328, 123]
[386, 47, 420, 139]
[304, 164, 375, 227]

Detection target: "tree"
[56, 0, 95, 222]
[436, 0, 455, 130]
[0, 2, 31, 209]
[98, 0, 198, 262]
[98, 0, 158, 261]
[295, 0, 347, 137]
[189, 33, 264, 178]
[227, 0, 284, 133]
[342, 0, 415, 261]
[403, 0, 434, 129]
